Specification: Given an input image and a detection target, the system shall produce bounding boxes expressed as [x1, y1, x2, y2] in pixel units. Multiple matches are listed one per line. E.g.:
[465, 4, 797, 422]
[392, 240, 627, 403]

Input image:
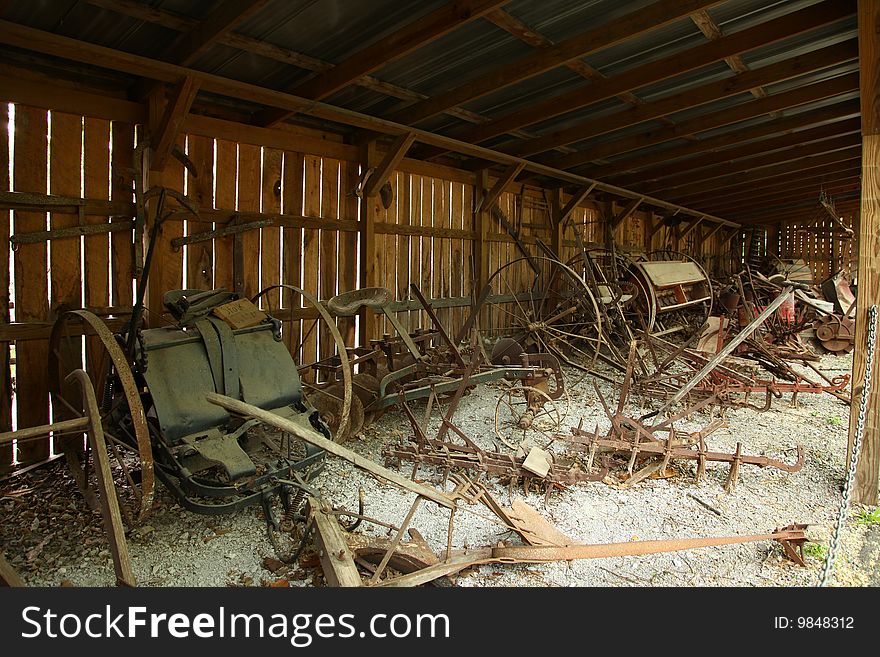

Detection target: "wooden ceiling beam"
[639, 132, 862, 195]
[676, 161, 863, 209]
[0, 19, 739, 228]
[509, 40, 858, 157]
[548, 72, 859, 170]
[434, 0, 852, 155]
[161, 0, 269, 66]
[698, 176, 862, 215]
[704, 180, 862, 216]
[663, 146, 862, 200]
[610, 116, 861, 188]
[579, 99, 860, 179]
[732, 196, 860, 224]
[256, 0, 508, 127]
[388, 0, 724, 126]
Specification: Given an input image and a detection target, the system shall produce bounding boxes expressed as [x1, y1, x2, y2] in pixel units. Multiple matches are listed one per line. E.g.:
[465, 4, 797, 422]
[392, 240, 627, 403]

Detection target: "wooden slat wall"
[1, 99, 750, 471]
[777, 216, 855, 282]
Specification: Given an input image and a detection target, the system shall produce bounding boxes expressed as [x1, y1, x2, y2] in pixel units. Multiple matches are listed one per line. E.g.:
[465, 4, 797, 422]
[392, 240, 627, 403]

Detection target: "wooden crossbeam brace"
[362, 132, 416, 198]
[149, 75, 200, 172]
[476, 162, 525, 213]
[648, 214, 669, 241]
[557, 183, 596, 226]
[678, 215, 704, 242]
[609, 196, 643, 231]
[698, 221, 726, 247]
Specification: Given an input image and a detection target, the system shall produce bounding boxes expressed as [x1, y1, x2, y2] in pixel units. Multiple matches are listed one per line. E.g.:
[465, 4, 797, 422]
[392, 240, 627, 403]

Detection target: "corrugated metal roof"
[0, 0, 862, 223]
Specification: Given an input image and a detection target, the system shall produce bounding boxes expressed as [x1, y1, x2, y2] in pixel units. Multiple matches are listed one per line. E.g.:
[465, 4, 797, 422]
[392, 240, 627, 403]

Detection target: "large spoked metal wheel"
[48, 310, 154, 526]
[478, 256, 603, 371]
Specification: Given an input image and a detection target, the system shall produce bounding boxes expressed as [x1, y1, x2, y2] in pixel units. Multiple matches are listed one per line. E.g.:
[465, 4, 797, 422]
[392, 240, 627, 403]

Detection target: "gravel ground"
[1, 350, 877, 588]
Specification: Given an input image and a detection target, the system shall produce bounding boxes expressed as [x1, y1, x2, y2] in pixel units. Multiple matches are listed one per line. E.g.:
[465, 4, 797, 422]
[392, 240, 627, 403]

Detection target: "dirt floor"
[1, 351, 877, 588]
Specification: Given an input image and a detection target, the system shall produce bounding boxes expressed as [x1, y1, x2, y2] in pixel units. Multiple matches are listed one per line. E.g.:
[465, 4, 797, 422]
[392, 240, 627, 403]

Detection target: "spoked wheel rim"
[48, 310, 154, 525]
[479, 256, 603, 371]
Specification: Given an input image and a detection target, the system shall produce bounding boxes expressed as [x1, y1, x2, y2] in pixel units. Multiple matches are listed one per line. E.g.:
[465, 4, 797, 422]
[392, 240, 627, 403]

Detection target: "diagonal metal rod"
[655, 286, 793, 417]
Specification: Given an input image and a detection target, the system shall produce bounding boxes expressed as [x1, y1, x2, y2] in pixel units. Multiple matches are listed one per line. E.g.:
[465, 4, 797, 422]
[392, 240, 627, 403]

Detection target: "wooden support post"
[475, 162, 525, 213]
[362, 132, 415, 198]
[848, 0, 880, 505]
[474, 169, 491, 298]
[358, 140, 379, 345]
[308, 497, 362, 587]
[550, 187, 564, 259]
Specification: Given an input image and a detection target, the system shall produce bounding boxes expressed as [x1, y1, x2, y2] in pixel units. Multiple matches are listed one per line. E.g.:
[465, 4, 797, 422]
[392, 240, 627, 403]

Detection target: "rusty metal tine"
[409, 283, 466, 367]
[592, 380, 615, 423]
[435, 349, 482, 443]
[617, 340, 638, 414]
[368, 496, 424, 585]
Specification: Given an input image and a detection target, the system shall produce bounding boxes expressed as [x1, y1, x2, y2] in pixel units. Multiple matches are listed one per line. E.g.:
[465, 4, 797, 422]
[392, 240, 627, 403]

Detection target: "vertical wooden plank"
[409, 174, 423, 331]
[848, 0, 880, 505]
[420, 177, 433, 333]
[339, 160, 358, 346]
[236, 143, 261, 298]
[185, 134, 215, 290]
[84, 118, 111, 310]
[397, 172, 412, 333]
[110, 121, 134, 309]
[359, 142, 381, 343]
[147, 134, 185, 322]
[302, 155, 321, 373]
[50, 112, 83, 316]
[320, 158, 339, 361]
[0, 103, 11, 471]
[13, 106, 49, 462]
[213, 139, 236, 292]
[451, 181, 464, 338]
[260, 147, 283, 309]
[282, 151, 304, 358]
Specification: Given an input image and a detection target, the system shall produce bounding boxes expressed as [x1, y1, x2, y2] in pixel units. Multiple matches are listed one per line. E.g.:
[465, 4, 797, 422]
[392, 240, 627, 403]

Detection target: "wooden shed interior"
[0, 0, 876, 510]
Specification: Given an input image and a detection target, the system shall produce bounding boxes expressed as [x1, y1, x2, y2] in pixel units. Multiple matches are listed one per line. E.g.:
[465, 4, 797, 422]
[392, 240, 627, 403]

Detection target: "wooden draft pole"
[849, 0, 880, 505]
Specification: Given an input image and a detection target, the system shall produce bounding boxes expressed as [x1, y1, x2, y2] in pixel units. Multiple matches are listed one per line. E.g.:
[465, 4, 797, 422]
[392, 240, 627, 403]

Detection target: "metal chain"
[820, 304, 877, 587]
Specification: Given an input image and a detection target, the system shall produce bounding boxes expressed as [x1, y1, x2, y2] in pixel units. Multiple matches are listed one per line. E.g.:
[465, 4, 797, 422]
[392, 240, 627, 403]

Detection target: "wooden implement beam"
[849, 0, 880, 505]
[308, 497, 362, 587]
[206, 393, 455, 509]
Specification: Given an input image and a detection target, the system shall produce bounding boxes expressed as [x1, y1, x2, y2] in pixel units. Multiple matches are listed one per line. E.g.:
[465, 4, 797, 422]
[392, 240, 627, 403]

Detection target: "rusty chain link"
[820, 304, 877, 587]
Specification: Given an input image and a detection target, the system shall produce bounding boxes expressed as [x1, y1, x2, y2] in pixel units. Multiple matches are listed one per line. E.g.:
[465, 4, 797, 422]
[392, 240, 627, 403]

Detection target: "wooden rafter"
[0, 19, 738, 229]
[675, 160, 863, 206]
[507, 40, 858, 158]
[441, 0, 851, 154]
[665, 146, 862, 201]
[255, 0, 509, 127]
[550, 72, 859, 170]
[149, 75, 200, 172]
[701, 178, 862, 216]
[362, 132, 417, 198]
[476, 163, 525, 213]
[389, 0, 723, 126]
[640, 133, 862, 195]
[612, 117, 862, 188]
[582, 99, 861, 180]
[160, 0, 269, 66]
